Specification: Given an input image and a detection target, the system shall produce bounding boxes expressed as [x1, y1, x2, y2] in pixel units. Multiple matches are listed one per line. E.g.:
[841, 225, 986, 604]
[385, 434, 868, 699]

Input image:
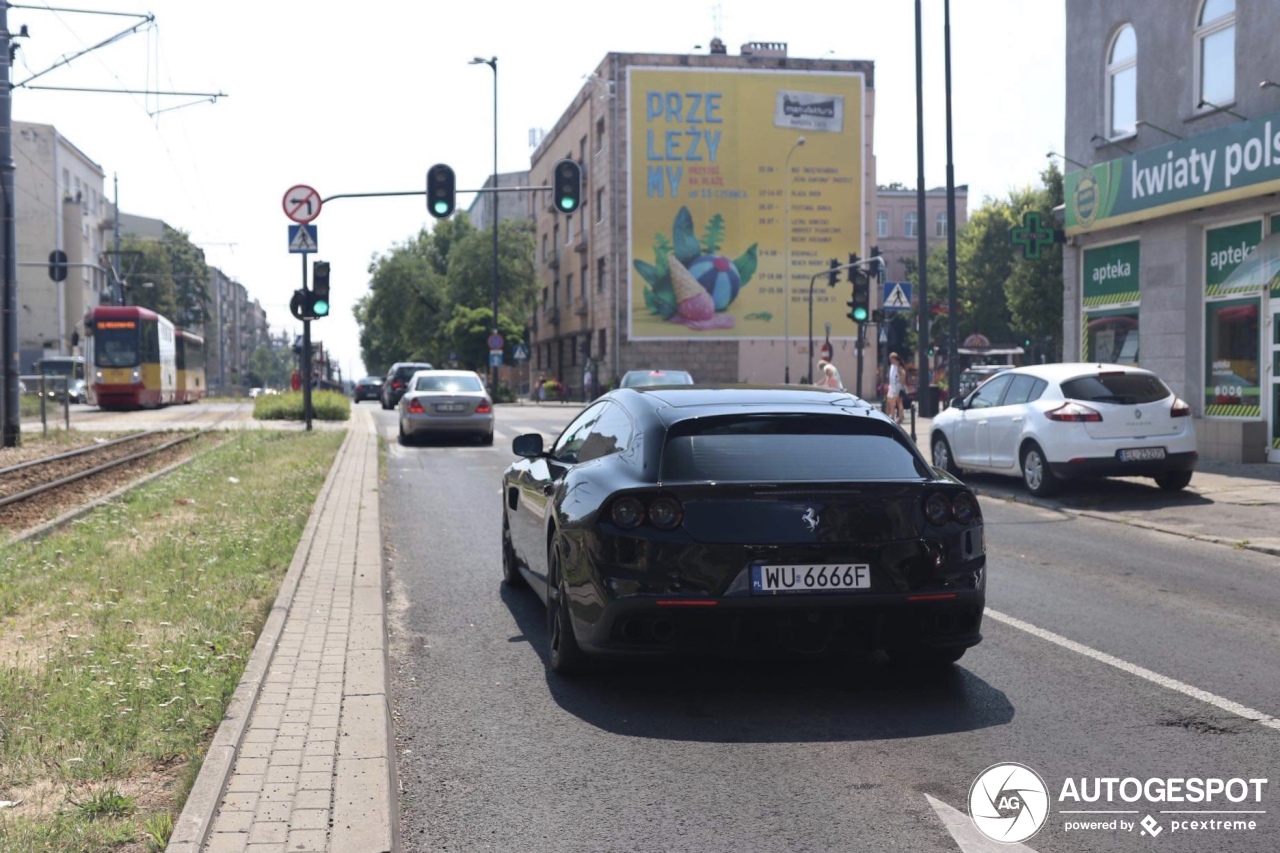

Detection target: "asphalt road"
[380, 403, 1280, 853]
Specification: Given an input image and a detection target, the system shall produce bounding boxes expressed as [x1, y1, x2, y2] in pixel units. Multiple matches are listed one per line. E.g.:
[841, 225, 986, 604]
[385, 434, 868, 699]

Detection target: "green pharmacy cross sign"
[1011, 211, 1058, 260]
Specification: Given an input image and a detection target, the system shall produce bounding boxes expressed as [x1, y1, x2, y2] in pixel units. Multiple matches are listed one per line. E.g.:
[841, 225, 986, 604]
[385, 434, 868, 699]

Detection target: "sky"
[11, 0, 1066, 381]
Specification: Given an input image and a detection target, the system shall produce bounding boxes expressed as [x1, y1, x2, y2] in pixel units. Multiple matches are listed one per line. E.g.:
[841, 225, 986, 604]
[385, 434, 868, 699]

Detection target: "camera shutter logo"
[969, 763, 1051, 843]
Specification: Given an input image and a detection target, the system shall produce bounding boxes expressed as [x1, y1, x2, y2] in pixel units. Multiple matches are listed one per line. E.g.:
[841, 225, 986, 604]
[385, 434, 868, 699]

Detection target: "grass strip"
[253, 390, 350, 421]
[0, 429, 345, 851]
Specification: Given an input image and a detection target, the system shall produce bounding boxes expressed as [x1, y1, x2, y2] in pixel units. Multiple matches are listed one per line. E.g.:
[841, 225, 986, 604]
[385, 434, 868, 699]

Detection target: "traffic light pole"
[807, 255, 883, 391]
[301, 254, 312, 432]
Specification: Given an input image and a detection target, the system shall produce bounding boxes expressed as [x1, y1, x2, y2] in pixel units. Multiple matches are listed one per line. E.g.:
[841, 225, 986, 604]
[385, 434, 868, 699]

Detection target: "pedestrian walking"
[583, 362, 595, 402]
[537, 374, 546, 405]
[814, 358, 843, 390]
[887, 352, 905, 423]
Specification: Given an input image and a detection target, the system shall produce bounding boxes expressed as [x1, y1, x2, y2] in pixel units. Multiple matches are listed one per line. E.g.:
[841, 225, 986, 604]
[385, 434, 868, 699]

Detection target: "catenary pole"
[914, 0, 931, 417]
[2, 3, 19, 447]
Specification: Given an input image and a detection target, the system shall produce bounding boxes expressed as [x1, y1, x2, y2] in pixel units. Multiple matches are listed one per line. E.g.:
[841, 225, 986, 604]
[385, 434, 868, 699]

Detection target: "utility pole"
[944, 0, 960, 408]
[2, 3, 19, 447]
[914, 0, 932, 418]
[113, 173, 121, 304]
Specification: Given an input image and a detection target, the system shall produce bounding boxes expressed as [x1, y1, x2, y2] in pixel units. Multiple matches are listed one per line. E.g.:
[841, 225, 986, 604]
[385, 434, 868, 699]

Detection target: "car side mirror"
[950, 397, 967, 410]
[512, 433, 545, 458]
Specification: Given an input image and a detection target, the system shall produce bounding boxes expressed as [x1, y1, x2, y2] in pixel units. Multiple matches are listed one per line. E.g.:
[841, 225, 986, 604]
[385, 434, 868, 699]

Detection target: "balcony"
[547, 252, 560, 270]
[573, 233, 588, 253]
[547, 306, 561, 326]
[574, 299, 588, 316]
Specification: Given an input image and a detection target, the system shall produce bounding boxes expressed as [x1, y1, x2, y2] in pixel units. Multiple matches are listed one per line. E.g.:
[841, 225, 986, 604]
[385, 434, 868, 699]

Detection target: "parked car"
[398, 370, 493, 445]
[930, 363, 1197, 497]
[382, 362, 434, 409]
[619, 369, 695, 388]
[956, 365, 1013, 398]
[501, 385, 986, 675]
[353, 376, 382, 403]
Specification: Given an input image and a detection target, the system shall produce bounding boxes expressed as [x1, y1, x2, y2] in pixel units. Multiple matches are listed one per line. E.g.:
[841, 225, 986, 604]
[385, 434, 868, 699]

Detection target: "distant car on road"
[931, 362, 1197, 497]
[956, 365, 1013, 399]
[382, 362, 434, 409]
[353, 376, 382, 403]
[398, 370, 493, 445]
[619, 369, 694, 388]
[501, 385, 985, 675]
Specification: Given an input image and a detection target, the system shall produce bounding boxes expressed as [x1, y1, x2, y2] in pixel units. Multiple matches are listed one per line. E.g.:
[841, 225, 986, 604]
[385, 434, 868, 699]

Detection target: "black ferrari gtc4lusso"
[501, 386, 985, 675]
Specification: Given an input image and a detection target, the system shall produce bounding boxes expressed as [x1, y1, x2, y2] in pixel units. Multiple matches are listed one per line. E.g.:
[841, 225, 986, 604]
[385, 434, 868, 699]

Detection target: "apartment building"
[1064, 0, 1280, 463]
[525, 44, 875, 396]
[873, 184, 969, 284]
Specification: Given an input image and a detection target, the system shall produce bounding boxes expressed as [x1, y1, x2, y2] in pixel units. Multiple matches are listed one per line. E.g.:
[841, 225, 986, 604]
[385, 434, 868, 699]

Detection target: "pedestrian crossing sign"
[288, 224, 318, 254]
[883, 281, 912, 310]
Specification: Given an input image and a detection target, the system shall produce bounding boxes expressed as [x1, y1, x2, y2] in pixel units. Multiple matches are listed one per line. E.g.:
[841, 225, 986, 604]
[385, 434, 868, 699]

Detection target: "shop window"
[1107, 25, 1136, 138]
[1084, 309, 1140, 364]
[1196, 0, 1235, 109]
[1204, 298, 1259, 416]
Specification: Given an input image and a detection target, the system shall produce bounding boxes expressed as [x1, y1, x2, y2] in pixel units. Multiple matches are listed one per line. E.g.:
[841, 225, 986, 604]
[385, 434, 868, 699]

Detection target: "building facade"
[466, 170, 531, 230]
[13, 122, 110, 370]
[1064, 0, 1279, 463]
[873, 185, 969, 284]
[526, 45, 876, 397]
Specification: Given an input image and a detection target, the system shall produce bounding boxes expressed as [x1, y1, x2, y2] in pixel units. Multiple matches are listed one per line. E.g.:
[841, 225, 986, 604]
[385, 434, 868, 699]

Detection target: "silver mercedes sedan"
[397, 370, 494, 445]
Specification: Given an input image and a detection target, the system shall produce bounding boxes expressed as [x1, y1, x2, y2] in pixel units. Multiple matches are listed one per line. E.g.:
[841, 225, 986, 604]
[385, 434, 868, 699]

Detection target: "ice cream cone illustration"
[668, 253, 715, 321]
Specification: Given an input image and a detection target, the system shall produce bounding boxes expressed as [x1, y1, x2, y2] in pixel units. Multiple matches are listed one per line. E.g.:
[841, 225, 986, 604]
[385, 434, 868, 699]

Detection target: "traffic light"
[871, 309, 885, 324]
[426, 163, 456, 219]
[48, 249, 68, 282]
[553, 159, 582, 213]
[310, 261, 331, 318]
[827, 258, 840, 287]
[290, 289, 307, 321]
[848, 253, 870, 324]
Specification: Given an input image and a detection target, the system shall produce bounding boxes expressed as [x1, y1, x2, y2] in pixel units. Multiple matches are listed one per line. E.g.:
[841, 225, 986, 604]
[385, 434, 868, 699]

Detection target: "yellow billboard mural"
[628, 66, 865, 340]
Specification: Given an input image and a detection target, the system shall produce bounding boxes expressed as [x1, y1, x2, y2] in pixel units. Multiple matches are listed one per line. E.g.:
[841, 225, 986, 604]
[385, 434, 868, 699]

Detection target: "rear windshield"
[1060, 372, 1170, 405]
[661, 414, 929, 482]
[395, 365, 431, 380]
[625, 371, 693, 387]
[415, 375, 482, 393]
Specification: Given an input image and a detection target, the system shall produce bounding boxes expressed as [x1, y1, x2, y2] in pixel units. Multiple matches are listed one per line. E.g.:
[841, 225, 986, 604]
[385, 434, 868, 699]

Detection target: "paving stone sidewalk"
[168, 407, 396, 853]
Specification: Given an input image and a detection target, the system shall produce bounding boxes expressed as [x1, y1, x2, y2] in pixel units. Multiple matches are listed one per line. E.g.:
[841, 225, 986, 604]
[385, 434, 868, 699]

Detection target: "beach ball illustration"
[687, 255, 742, 311]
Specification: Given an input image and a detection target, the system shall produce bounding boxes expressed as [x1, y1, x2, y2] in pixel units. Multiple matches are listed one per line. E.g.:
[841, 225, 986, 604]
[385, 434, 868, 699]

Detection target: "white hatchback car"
[930, 363, 1197, 496]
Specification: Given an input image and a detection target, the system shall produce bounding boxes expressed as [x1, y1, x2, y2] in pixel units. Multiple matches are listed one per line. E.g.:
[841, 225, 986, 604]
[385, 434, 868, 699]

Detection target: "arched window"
[1107, 25, 1137, 137]
[1196, 0, 1235, 108]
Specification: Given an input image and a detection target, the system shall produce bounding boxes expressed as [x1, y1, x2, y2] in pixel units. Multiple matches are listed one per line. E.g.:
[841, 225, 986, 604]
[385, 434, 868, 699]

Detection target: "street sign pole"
[302, 254, 312, 431]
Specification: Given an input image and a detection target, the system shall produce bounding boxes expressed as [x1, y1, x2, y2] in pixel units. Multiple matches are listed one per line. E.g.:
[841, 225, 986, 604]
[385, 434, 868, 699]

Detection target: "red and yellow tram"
[87, 306, 177, 409]
[174, 328, 207, 403]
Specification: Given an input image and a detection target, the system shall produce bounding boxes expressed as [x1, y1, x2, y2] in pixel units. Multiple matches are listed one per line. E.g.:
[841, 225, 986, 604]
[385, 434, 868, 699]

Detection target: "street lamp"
[471, 56, 499, 389]
[783, 136, 805, 384]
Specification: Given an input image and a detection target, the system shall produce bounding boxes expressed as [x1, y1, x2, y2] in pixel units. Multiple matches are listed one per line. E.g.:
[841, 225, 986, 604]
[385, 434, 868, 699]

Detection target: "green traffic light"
[559, 197, 575, 211]
[313, 300, 329, 316]
[433, 201, 450, 215]
[852, 307, 869, 323]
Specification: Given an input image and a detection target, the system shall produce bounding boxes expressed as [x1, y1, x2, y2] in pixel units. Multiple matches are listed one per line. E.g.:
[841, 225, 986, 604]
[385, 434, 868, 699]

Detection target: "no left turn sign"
[282, 185, 322, 223]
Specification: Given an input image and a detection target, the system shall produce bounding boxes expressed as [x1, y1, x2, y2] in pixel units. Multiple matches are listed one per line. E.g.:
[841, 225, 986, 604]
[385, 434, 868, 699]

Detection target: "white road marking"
[986, 608, 1280, 731]
[925, 794, 1040, 853]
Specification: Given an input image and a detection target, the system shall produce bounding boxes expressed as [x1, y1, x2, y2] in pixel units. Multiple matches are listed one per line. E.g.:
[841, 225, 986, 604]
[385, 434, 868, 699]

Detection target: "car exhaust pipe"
[620, 619, 643, 642]
[651, 618, 675, 643]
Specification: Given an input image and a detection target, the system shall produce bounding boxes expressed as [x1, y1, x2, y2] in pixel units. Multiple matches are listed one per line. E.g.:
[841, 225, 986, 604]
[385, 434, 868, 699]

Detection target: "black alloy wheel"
[547, 545, 587, 676]
[501, 514, 522, 587]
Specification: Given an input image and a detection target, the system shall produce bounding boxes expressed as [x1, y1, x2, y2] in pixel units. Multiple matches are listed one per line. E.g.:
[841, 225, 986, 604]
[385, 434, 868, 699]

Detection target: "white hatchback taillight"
[1171, 397, 1191, 417]
[1045, 402, 1103, 422]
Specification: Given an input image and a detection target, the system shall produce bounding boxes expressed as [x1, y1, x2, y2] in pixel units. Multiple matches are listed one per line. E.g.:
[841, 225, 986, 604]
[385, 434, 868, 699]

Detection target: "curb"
[971, 487, 1280, 560]
[166, 426, 355, 852]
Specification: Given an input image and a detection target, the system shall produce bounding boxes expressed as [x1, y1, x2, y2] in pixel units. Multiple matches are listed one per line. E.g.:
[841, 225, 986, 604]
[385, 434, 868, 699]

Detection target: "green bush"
[253, 390, 350, 421]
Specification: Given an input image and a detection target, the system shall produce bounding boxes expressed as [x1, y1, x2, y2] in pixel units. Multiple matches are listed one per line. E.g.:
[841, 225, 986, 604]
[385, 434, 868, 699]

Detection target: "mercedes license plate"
[751, 564, 871, 594]
[435, 403, 465, 413]
[1118, 447, 1166, 461]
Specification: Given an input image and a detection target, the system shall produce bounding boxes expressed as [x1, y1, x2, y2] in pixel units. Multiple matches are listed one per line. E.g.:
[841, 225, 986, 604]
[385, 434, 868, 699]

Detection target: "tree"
[440, 305, 525, 374]
[356, 214, 539, 375]
[1005, 164, 1064, 360]
[118, 226, 210, 328]
[247, 344, 290, 389]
